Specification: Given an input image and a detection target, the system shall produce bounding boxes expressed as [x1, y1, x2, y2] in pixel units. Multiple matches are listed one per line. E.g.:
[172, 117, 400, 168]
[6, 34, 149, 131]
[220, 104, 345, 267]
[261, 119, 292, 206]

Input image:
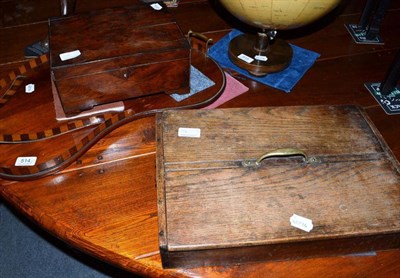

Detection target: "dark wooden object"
[156, 106, 400, 268]
[359, 0, 391, 40]
[60, 0, 76, 16]
[49, 2, 190, 116]
[0, 49, 224, 180]
[1, 0, 400, 277]
[380, 50, 400, 95]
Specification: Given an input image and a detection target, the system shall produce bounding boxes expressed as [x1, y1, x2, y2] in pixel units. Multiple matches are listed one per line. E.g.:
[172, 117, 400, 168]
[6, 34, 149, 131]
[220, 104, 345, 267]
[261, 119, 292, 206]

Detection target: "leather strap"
[0, 49, 225, 181]
[0, 54, 128, 180]
[0, 110, 136, 180]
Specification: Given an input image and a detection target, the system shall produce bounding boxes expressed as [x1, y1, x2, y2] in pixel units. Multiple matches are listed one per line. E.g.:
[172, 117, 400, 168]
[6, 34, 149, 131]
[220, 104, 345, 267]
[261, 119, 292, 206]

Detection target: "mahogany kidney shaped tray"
[0, 48, 225, 181]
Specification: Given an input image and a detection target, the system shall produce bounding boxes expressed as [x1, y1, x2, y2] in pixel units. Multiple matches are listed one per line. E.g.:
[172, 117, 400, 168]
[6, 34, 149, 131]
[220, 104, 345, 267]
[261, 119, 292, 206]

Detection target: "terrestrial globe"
[218, 0, 342, 76]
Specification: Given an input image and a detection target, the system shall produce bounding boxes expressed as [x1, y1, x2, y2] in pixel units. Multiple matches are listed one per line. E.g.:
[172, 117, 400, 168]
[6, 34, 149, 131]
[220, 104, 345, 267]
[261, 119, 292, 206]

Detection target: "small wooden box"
[156, 106, 400, 268]
[49, 1, 190, 116]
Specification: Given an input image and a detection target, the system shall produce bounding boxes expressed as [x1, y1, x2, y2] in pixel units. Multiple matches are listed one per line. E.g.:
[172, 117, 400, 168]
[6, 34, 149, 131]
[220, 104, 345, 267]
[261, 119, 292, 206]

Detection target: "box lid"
[49, 2, 189, 79]
[156, 106, 400, 252]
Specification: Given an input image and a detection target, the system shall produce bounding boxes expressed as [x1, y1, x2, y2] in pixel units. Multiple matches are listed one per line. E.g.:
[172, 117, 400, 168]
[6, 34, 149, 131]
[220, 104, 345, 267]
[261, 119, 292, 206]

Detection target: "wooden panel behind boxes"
[49, 1, 190, 116]
[156, 106, 400, 268]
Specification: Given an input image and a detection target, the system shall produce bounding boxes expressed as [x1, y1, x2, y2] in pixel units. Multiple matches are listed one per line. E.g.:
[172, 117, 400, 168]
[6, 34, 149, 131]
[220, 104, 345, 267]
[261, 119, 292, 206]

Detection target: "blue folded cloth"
[209, 29, 320, 93]
[24, 41, 49, 58]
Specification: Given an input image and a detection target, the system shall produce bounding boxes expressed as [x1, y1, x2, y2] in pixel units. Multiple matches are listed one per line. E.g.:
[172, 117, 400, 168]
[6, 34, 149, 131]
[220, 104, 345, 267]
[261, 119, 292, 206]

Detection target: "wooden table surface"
[1, 0, 400, 277]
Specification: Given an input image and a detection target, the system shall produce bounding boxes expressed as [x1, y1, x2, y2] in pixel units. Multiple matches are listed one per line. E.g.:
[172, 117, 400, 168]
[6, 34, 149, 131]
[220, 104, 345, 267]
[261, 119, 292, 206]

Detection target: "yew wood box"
[156, 106, 400, 268]
[49, 1, 190, 116]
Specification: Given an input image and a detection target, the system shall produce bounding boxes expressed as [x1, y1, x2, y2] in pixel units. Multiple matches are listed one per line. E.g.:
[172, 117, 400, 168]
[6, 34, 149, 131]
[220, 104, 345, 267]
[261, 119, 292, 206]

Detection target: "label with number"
[290, 214, 313, 232]
[15, 156, 37, 166]
[25, 84, 35, 93]
[150, 3, 163, 10]
[59, 50, 81, 61]
[255, 55, 268, 61]
[238, 54, 254, 64]
[178, 127, 201, 138]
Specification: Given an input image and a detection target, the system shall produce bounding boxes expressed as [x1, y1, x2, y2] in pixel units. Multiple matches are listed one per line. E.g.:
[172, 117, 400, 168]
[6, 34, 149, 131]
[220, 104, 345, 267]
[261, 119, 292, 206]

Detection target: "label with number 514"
[15, 156, 37, 166]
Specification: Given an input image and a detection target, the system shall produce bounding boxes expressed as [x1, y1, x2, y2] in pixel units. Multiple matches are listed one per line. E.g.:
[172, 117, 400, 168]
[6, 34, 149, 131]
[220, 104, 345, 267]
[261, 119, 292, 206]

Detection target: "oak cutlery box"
[49, 1, 190, 116]
[156, 106, 400, 268]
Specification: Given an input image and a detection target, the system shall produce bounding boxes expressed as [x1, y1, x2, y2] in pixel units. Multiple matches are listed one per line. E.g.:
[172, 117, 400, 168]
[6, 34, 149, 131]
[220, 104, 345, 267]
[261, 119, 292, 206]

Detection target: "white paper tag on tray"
[178, 127, 201, 138]
[59, 50, 81, 61]
[255, 55, 268, 61]
[150, 3, 163, 10]
[15, 156, 37, 166]
[25, 83, 35, 93]
[238, 53, 254, 64]
[290, 214, 313, 232]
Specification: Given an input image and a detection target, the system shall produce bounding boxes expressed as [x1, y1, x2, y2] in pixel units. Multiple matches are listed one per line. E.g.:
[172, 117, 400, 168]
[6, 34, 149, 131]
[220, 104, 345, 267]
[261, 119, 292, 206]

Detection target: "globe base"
[228, 33, 293, 76]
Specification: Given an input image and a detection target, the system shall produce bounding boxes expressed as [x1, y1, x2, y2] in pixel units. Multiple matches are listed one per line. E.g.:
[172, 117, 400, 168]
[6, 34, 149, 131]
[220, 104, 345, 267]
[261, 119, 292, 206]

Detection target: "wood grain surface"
[1, 0, 400, 277]
[156, 106, 400, 268]
[49, 3, 191, 115]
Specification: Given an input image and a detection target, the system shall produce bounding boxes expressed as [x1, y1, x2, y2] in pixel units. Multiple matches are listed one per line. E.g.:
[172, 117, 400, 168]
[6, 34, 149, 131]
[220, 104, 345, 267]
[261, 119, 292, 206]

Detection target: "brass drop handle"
[242, 148, 317, 167]
[255, 148, 308, 165]
[187, 30, 213, 55]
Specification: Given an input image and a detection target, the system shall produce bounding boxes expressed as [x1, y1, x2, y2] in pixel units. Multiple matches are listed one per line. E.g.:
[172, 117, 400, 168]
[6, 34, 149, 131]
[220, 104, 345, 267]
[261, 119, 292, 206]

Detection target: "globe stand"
[228, 31, 293, 77]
